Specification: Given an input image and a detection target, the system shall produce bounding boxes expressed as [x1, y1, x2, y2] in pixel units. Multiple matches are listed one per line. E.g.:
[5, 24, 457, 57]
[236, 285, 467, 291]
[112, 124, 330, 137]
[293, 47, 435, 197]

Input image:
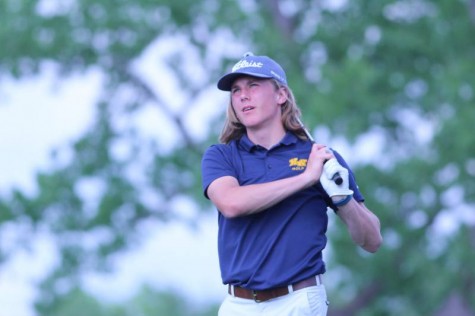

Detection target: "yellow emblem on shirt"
[289, 157, 307, 171]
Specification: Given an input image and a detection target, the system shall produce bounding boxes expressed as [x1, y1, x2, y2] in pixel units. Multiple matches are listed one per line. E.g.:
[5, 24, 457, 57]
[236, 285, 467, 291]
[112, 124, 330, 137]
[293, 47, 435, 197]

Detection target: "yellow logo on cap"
[289, 157, 307, 171]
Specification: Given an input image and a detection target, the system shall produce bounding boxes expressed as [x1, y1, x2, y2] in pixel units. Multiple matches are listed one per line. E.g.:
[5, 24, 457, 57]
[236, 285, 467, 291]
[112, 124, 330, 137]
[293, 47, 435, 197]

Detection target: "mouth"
[242, 106, 255, 112]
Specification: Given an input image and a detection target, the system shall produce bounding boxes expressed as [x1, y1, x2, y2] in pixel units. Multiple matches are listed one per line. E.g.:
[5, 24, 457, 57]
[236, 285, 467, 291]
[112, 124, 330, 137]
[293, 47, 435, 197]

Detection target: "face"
[230, 76, 287, 130]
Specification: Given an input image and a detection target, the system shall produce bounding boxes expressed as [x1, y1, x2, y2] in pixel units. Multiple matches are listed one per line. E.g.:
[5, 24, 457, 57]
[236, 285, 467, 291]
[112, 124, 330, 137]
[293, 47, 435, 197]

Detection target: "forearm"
[208, 172, 315, 218]
[336, 198, 382, 253]
[207, 143, 331, 218]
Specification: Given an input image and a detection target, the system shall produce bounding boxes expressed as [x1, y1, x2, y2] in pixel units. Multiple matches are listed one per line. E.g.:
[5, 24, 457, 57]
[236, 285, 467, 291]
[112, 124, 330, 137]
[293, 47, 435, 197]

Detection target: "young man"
[201, 53, 382, 316]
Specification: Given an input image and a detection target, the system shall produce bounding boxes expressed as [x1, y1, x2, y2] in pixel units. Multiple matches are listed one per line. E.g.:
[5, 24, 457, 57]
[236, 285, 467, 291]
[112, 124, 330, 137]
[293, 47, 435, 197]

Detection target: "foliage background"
[1, 0, 474, 315]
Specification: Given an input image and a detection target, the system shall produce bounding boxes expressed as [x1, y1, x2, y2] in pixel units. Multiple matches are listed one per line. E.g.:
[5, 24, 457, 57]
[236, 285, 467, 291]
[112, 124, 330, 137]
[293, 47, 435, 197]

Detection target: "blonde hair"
[219, 79, 309, 144]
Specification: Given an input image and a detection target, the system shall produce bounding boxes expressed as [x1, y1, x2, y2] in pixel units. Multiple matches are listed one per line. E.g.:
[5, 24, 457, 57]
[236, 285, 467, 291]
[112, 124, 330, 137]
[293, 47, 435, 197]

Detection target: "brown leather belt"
[228, 275, 323, 303]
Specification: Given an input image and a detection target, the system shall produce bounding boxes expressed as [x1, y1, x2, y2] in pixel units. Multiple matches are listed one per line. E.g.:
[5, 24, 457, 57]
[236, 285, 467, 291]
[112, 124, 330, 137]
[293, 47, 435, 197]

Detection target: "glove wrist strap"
[333, 194, 352, 208]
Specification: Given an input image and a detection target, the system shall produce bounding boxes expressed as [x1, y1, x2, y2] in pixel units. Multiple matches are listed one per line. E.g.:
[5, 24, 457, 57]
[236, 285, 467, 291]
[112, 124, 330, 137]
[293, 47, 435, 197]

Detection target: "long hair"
[219, 79, 309, 144]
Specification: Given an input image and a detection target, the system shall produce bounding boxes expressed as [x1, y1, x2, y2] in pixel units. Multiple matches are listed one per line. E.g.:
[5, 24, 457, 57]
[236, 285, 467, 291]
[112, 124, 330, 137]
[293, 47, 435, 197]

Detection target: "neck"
[247, 124, 286, 149]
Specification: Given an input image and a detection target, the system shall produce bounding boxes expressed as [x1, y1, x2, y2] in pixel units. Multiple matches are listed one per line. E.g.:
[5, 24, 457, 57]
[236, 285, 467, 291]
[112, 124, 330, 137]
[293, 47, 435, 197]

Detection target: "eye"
[231, 87, 240, 94]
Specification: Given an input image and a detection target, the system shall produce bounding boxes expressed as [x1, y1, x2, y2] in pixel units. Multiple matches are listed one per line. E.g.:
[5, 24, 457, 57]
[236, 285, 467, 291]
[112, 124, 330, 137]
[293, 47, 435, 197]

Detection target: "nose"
[240, 90, 249, 102]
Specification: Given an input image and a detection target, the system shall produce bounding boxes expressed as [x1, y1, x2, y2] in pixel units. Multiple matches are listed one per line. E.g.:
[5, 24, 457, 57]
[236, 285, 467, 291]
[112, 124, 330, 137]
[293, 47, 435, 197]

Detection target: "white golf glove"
[320, 158, 354, 198]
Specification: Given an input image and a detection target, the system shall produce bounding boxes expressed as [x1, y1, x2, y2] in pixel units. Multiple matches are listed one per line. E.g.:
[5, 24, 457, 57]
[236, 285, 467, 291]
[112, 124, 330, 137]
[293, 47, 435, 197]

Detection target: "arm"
[320, 157, 383, 253]
[334, 198, 382, 253]
[207, 144, 331, 218]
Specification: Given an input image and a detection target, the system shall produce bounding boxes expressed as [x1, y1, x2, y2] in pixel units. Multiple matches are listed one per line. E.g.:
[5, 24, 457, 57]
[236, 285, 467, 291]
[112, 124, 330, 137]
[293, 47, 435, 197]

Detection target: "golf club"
[297, 118, 343, 185]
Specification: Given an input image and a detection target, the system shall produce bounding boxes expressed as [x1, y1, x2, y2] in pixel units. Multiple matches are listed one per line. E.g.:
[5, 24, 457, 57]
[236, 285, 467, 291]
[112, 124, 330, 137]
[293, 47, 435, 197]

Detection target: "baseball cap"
[217, 52, 288, 91]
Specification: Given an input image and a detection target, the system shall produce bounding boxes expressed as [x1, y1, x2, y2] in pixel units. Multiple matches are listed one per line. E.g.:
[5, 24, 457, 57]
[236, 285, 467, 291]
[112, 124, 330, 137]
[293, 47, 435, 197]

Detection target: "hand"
[320, 158, 354, 198]
[304, 144, 333, 186]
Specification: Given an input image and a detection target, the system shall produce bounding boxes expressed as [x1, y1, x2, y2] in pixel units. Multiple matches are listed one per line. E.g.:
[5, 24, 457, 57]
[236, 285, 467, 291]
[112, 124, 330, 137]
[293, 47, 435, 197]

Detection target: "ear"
[276, 87, 288, 105]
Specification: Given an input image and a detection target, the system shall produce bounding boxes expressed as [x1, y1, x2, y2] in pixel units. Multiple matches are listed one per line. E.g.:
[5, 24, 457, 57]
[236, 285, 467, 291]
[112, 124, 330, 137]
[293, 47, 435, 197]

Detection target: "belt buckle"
[252, 290, 262, 303]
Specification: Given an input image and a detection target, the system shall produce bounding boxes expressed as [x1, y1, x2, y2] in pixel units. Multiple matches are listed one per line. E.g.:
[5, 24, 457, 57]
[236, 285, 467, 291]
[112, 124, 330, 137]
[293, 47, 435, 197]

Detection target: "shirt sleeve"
[201, 144, 237, 199]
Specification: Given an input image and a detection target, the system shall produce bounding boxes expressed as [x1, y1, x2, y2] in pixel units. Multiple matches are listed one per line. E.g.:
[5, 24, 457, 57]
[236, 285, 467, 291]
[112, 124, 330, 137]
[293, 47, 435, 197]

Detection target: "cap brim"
[217, 72, 273, 91]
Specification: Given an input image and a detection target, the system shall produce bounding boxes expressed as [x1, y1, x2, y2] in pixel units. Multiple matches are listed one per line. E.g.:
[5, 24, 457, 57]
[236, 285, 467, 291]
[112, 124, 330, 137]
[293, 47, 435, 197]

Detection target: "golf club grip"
[298, 118, 343, 185]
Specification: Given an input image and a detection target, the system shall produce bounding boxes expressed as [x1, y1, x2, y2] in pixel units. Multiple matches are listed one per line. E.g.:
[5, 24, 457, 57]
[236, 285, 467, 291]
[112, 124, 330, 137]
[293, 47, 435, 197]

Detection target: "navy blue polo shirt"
[201, 132, 363, 290]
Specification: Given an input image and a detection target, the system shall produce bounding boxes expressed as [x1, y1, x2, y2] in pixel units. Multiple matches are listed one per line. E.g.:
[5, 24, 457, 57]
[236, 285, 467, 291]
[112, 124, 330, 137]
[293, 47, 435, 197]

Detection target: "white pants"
[218, 284, 328, 316]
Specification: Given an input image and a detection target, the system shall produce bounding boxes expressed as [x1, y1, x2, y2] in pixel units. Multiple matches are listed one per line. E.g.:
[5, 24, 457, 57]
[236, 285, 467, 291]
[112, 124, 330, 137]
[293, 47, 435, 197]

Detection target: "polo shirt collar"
[239, 132, 299, 152]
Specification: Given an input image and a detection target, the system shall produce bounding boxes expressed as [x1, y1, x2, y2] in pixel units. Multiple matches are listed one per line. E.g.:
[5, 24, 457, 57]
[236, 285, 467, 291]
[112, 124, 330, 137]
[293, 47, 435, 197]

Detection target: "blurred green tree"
[46, 285, 219, 316]
[1, 0, 474, 315]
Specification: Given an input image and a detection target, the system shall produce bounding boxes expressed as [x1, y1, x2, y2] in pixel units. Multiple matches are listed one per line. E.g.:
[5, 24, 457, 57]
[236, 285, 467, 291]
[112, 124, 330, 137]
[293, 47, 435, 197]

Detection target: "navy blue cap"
[217, 52, 288, 91]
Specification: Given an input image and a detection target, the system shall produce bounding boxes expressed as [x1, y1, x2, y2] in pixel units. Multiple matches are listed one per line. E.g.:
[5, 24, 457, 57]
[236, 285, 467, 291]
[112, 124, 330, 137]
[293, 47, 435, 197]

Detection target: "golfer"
[201, 53, 382, 315]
